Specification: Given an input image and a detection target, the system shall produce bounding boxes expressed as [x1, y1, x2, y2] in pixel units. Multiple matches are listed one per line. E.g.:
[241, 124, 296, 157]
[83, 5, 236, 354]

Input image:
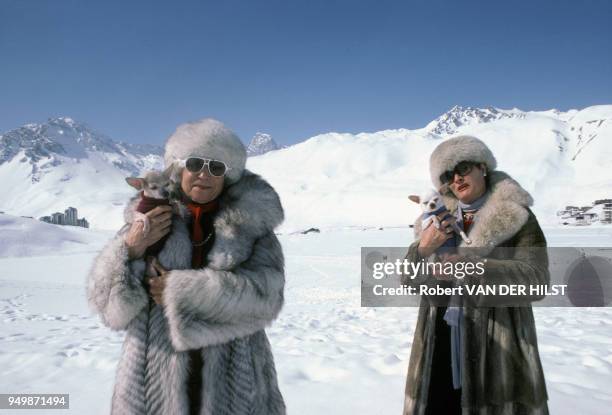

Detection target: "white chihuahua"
[409, 189, 471, 245]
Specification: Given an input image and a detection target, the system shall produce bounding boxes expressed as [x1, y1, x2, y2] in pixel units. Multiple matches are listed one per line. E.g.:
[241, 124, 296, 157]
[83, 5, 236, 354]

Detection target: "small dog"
[125, 168, 177, 256]
[409, 189, 471, 246]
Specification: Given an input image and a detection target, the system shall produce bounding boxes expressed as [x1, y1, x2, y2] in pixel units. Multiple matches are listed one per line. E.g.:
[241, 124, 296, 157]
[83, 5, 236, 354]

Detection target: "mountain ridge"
[1, 105, 610, 230]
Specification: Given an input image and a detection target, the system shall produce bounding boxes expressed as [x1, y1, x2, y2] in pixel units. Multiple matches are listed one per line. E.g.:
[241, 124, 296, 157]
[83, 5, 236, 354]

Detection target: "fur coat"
[87, 170, 286, 415]
[402, 171, 550, 415]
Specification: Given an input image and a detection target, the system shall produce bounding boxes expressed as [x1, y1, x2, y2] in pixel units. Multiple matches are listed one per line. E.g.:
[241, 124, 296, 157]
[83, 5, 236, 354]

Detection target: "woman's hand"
[417, 213, 455, 258]
[147, 257, 169, 306]
[124, 206, 173, 259]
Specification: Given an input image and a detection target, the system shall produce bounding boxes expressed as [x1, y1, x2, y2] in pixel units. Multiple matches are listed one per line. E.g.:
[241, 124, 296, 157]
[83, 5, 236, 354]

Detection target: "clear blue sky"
[1, 0, 611, 145]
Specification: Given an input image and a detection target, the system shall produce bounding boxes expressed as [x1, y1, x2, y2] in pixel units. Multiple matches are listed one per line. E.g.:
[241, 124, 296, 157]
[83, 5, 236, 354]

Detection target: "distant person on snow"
[87, 118, 286, 415]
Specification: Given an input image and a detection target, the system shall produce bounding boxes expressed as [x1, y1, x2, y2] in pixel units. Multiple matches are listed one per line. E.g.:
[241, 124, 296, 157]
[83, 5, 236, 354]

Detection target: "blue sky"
[1, 0, 611, 145]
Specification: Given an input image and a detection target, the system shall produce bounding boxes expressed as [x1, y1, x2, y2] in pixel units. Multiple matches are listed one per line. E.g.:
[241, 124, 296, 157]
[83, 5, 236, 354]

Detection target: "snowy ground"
[1, 217, 612, 414]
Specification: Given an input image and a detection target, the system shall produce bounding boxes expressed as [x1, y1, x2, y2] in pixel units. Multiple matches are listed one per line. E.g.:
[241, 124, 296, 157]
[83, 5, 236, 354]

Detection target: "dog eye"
[150, 185, 157, 190]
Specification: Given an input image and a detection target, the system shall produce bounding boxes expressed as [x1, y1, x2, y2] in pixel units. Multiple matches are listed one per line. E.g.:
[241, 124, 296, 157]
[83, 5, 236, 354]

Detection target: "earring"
[483, 170, 487, 177]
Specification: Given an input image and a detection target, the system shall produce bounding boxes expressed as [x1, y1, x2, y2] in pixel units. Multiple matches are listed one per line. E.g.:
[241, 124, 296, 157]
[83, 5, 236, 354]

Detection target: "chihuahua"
[409, 189, 471, 246]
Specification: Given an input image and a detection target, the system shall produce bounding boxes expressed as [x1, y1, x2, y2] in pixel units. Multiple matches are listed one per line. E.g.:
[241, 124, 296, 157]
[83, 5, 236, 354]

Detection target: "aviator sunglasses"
[439, 161, 478, 185]
[180, 157, 230, 177]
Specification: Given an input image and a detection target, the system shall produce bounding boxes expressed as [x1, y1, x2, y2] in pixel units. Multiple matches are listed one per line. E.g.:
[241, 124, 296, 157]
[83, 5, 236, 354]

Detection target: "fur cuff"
[163, 233, 285, 351]
[86, 235, 149, 330]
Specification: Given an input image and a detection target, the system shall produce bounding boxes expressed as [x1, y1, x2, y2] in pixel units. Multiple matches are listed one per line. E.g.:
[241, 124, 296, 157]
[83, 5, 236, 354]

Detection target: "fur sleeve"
[162, 232, 285, 351]
[86, 229, 150, 330]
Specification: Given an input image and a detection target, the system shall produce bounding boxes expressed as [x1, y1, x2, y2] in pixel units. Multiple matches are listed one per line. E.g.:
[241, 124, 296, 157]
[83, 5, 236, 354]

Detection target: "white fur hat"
[164, 118, 247, 185]
[429, 135, 497, 189]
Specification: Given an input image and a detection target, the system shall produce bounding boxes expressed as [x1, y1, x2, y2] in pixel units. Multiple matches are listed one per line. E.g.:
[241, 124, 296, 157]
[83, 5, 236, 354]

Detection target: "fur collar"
[207, 169, 284, 270]
[124, 169, 284, 270]
[416, 171, 533, 255]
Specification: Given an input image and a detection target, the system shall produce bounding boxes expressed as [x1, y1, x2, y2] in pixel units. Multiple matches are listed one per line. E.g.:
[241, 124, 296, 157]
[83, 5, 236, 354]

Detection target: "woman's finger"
[148, 227, 171, 244]
[147, 222, 172, 239]
[149, 280, 162, 293]
[440, 218, 456, 228]
[149, 213, 172, 227]
[152, 259, 168, 275]
[155, 218, 173, 230]
[147, 206, 172, 220]
[150, 217, 173, 233]
[147, 225, 171, 241]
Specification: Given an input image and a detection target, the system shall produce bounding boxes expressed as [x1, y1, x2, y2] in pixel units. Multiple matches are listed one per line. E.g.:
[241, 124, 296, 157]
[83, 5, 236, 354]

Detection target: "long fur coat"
[87, 170, 286, 415]
[402, 171, 550, 415]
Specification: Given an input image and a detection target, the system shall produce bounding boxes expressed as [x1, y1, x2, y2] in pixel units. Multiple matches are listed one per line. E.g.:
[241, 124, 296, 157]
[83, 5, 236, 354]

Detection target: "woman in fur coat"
[402, 136, 549, 415]
[87, 119, 286, 415]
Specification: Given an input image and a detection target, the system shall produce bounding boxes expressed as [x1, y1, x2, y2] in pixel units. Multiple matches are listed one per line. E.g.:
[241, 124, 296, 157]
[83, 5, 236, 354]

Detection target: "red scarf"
[186, 199, 219, 268]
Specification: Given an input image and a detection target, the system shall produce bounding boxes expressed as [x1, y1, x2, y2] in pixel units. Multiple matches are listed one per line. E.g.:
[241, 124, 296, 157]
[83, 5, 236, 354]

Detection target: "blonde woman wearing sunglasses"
[87, 118, 286, 415]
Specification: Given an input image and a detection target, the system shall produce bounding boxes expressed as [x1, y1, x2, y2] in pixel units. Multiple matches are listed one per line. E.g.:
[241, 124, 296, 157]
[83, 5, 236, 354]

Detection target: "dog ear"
[126, 177, 145, 190]
[408, 195, 420, 204]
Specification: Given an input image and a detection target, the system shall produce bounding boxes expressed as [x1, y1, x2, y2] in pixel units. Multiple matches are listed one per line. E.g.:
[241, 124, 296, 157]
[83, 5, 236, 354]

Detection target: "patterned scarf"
[445, 191, 489, 389]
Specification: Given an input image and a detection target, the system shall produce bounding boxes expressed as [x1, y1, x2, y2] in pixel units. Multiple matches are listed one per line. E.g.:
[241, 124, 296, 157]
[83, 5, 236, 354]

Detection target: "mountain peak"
[426, 105, 524, 136]
[49, 116, 77, 126]
[0, 117, 163, 181]
[247, 132, 280, 156]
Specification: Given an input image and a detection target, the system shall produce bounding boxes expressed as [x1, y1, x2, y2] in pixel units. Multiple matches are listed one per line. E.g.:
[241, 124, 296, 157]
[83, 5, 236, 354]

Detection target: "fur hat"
[429, 135, 497, 189]
[164, 118, 247, 185]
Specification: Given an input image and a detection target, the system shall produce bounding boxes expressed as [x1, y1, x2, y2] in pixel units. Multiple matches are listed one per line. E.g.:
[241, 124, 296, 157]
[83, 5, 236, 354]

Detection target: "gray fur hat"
[429, 135, 497, 189]
[164, 118, 247, 185]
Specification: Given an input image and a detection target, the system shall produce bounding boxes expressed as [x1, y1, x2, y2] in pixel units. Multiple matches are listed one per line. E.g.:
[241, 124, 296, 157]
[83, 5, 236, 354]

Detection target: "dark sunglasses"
[439, 161, 478, 185]
[181, 157, 230, 177]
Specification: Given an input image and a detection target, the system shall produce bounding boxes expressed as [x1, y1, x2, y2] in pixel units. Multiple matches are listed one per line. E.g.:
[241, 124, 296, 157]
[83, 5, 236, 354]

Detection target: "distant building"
[51, 212, 65, 225]
[76, 218, 89, 228]
[594, 199, 612, 205]
[65, 207, 78, 226]
[559, 198, 611, 225]
[39, 207, 89, 228]
[601, 202, 612, 224]
[574, 213, 597, 225]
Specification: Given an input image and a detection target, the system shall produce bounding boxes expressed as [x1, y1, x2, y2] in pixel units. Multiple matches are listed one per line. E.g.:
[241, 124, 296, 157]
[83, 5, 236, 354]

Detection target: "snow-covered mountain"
[424, 105, 525, 136]
[0, 117, 162, 180]
[1, 106, 611, 231]
[247, 132, 280, 156]
[0, 117, 163, 228]
[247, 105, 612, 232]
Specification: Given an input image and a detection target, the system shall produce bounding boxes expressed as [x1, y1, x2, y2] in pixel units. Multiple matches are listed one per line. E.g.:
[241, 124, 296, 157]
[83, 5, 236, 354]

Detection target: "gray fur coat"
[402, 171, 550, 415]
[87, 170, 286, 415]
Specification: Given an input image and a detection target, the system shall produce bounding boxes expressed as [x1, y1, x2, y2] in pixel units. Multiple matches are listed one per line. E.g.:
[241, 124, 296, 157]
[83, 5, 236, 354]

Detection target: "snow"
[1, 106, 611, 412]
[0, 215, 110, 258]
[247, 106, 612, 232]
[0, 215, 611, 414]
[2, 106, 611, 232]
